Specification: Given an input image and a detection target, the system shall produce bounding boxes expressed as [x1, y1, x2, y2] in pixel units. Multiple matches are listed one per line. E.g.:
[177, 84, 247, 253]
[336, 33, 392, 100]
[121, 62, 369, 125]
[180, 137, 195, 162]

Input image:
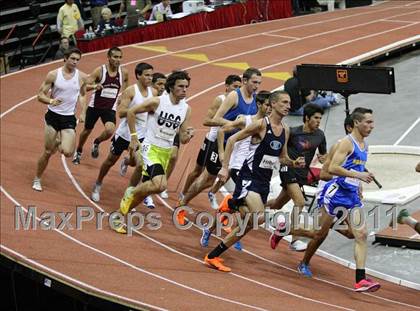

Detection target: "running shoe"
[91, 142, 99, 158]
[270, 221, 286, 250]
[354, 278, 381, 292]
[159, 190, 169, 199]
[119, 157, 129, 176]
[91, 183, 101, 202]
[111, 218, 127, 234]
[297, 262, 313, 278]
[143, 196, 155, 209]
[200, 228, 211, 247]
[208, 191, 219, 210]
[72, 151, 82, 165]
[120, 186, 135, 215]
[204, 255, 231, 272]
[32, 178, 42, 192]
[289, 240, 307, 252]
[233, 241, 242, 251]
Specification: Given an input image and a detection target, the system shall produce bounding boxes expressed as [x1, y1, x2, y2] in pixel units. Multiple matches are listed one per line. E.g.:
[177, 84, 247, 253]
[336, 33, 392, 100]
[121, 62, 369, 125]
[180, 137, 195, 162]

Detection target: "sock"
[94, 138, 100, 145]
[77, 147, 82, 153]
[405, 216, 417, 228]
[414, 222, 420, 234]
[356, 269, 365, 283]
[207, 242, 228, 259]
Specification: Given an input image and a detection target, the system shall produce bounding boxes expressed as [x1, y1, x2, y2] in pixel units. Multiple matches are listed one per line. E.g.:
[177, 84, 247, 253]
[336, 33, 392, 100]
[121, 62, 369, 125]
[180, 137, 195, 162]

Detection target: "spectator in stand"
[285, 66, 344, 116]
[118, 0, 152, 23]
[284, 67, 313, 116]
[90, 0, 108, 28]
[149, 0, 173, 21]
[57, 0, 84, 46]
[55, 37, 70, 60]
[95, 7, 116, 35]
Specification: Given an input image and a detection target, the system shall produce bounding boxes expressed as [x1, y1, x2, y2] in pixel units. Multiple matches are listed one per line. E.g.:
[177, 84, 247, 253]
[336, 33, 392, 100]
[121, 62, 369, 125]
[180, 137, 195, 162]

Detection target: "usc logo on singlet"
[157, 111, 181, 130]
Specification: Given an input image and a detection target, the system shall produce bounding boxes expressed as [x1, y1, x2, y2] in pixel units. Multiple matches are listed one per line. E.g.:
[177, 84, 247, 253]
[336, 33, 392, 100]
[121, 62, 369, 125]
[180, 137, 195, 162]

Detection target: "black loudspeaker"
[296, 64, 395, 95]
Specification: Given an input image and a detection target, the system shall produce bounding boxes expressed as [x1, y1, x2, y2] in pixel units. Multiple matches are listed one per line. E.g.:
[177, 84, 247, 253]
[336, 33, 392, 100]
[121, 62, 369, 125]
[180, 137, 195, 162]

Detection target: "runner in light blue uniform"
[318, 133, 367, 215]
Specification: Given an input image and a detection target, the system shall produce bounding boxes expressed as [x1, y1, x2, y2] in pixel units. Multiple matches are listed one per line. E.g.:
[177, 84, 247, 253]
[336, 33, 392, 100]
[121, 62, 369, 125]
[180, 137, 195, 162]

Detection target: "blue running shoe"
[297, 262, 313, 278]
[234, 241, 242, 251]
[200, 228, 211, 247]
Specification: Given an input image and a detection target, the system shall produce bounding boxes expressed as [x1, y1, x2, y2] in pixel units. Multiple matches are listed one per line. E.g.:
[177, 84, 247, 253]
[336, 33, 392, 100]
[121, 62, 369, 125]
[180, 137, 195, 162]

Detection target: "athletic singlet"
[115, 85, 153, 141]
[333, 135, 368, 192]
[206, 94, 225, 142]
[144, 93, 189, 148]
[243, 117, 286, 183]
[229, 115, 253, 170]
[224, 88, 257, 143]
[88, 65, 122, 110]
[49, 67, 80, 116]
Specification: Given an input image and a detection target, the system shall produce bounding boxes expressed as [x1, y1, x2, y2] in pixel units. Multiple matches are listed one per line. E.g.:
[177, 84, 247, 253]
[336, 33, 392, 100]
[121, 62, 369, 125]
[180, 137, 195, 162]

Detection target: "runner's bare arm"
[208, 91, 238, 127]
[179, 106, 194, 144]
[117, 85, 135, 118]
[85, 66, 102, 91]
[127, 96, 160, 136]
[202, 96, 223, 126]
[78, 73, 88, 123]
[217, 116, 246, 161]
[121, 67, 129, 92]
[329, 138, 373, 183]
[37, 70, 60, 105]
[279, 126, 305, 168]
[218, 119, 263, 182]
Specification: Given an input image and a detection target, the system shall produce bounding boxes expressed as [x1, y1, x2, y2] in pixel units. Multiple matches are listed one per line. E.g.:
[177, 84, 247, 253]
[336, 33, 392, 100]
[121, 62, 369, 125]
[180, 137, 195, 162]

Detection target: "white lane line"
[175, 11, 420, 73]
[259, 33, 300, 40]
[0, 3, 410, 80]
[59, 156, 354, 311]
[2, 9, 418, 119]
[1, 8, 419, 310]
[155, 196, 420, 309]
[394, 117, 420, 146]
[0, 245, 169, 311]
[0, 186, 267, 311]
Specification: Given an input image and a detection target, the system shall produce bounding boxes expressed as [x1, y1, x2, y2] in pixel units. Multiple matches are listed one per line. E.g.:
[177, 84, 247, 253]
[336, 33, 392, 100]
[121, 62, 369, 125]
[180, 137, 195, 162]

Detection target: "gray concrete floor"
[284, 49, 420, 285]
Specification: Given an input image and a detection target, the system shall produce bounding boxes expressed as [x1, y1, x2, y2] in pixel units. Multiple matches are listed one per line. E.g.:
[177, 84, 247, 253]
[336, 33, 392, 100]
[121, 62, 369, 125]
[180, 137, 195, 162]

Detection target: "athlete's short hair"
[256, 90, 271, 105]
[152, 72, 166, 84]
[351, 107, 373, 123]
[269, 90, 289, 103]
[64, 47, 82, 59]
[135, 62, 153, 78]
[107, 46, 122, 57]
[344, 115, 354, 134]
[225, 74, 241, 86]
[165, 70, 191, 93]
[303, 103, 324, 123]
[242, 67, 261, 81]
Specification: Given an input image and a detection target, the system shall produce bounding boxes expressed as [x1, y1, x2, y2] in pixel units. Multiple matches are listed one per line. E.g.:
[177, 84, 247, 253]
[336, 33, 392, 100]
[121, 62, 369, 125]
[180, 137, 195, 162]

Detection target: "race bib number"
[156, 126, 176, 141]
[259, 155, 279, 170]
[100, 88, 118, 99]
[344, 170, 360, 187]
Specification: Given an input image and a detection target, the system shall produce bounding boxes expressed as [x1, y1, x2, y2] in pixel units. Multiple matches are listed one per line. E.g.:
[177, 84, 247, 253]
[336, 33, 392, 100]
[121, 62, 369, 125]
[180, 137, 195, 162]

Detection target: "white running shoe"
[159, 190, 169, 199]
[208, 191, 219, 210]
[72, 151, 82, 165]
[119, 157, 128, 176]
[91, 183, 101, 202]
[289, 240, 307, 252]
[32, 178, 42, 192]
[143, 196, 155, 209]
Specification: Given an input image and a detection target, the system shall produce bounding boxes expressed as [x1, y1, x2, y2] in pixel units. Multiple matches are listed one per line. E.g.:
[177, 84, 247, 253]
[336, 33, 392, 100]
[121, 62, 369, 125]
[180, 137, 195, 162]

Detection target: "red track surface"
[2, 2, 420, 310]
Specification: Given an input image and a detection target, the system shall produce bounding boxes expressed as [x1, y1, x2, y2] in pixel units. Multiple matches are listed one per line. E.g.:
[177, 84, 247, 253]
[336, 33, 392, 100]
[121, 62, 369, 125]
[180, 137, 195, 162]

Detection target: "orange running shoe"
[204, 255, 231, 272]
[176, 209, 186, 225]
[218, 194, 233, 213]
